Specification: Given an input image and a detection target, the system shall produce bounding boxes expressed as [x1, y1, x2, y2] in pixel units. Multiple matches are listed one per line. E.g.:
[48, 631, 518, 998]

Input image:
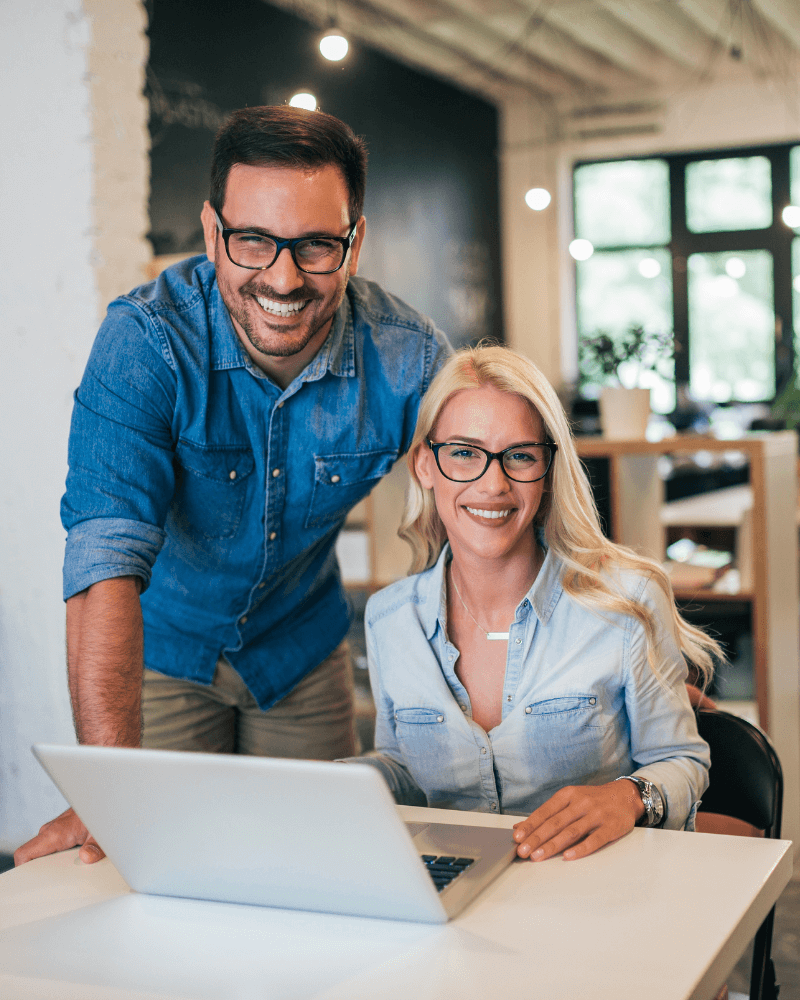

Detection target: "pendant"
[486, 632, 510, 641]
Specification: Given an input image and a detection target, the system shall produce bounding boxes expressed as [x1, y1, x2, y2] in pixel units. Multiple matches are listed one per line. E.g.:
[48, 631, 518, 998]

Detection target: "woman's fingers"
[512, 782, 642, 862]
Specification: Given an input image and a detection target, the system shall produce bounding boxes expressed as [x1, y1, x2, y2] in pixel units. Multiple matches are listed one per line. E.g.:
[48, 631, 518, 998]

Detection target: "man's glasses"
[427, 440, 557, 483]
[215, 210, 357, 274]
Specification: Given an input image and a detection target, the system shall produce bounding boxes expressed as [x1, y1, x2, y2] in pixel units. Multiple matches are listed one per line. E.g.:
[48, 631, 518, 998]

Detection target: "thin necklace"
[450, 569, 511, 641]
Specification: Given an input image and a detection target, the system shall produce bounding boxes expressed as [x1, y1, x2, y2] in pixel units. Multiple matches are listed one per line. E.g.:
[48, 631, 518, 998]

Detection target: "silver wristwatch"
[615, 775, 665, 828]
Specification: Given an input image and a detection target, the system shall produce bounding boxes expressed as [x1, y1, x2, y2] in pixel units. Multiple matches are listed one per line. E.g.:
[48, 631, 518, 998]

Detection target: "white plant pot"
[599, 387, 651, 440]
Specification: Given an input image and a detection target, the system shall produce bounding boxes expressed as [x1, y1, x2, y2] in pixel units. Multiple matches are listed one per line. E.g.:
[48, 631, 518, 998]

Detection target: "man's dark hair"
[210, 105, 368, 223]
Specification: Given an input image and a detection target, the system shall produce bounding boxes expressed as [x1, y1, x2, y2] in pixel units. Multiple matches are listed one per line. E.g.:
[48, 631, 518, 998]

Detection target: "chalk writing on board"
[147, 69, 228, 144]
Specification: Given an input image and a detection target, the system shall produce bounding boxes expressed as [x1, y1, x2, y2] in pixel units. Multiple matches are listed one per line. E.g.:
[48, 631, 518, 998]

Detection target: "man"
[16, 106, 450, 865]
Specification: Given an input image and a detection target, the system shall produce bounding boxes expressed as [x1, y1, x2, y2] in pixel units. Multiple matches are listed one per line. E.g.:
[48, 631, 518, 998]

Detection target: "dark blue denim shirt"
[62, 257, 450, 709]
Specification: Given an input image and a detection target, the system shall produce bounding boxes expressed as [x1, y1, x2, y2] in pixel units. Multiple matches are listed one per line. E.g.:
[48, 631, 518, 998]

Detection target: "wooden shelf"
[672, 589, 754, 603]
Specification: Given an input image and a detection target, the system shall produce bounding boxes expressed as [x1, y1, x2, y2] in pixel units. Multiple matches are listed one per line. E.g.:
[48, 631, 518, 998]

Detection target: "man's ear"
[413, 441, 436, 490]
[347, 216, 367, 276]
[200, 201, 219, 263]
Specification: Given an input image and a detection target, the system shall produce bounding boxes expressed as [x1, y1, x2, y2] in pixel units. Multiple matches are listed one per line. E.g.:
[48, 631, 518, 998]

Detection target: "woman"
[350, 344, 720, 863]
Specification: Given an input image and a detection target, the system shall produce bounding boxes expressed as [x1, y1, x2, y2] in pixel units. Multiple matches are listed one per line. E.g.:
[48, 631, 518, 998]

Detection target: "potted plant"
[579, 326, 673, 439]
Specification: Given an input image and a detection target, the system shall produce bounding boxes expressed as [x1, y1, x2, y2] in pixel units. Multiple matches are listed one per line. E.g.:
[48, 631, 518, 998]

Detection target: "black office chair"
[695, 709, 784, 1000]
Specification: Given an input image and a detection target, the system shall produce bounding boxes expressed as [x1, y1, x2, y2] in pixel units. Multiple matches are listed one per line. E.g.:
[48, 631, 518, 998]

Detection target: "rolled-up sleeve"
[625, 576, 711, 830]
[61, 300, 178, 599]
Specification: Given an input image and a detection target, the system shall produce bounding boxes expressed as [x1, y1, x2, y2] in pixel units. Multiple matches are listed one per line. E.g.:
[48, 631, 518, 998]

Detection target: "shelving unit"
[575, 431, 800, 846]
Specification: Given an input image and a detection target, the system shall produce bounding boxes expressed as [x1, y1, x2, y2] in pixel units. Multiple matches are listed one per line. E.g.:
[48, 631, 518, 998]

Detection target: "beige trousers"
[141, 641, 357, 759]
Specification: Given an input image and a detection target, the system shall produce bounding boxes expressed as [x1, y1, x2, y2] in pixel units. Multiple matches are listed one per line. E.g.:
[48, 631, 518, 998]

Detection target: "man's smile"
[255, 295, 311, 317]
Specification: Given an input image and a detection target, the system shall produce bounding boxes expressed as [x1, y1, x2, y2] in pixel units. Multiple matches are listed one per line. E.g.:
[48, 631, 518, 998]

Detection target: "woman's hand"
[512, 780, 645, 862]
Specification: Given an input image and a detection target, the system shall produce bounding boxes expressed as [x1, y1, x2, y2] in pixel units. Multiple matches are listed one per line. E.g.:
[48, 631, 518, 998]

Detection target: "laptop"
[32, 744, 518, 924]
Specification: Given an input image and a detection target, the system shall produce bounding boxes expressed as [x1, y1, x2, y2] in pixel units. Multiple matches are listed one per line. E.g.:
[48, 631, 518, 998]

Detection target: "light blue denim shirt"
[61, 257, 450, 709]
[352, 544, 710, 829]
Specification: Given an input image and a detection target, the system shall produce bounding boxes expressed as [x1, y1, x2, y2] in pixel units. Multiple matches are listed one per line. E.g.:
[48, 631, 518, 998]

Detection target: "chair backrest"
[695, 710, 783, 839]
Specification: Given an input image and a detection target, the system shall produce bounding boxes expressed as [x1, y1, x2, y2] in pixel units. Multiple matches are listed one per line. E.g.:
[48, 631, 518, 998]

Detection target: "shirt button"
[490, 803, 497, 811]
[589, 697, 597, 705]
[515, 638, 522, 645]
[240, 616, 248, 624]
[525, 706, 532, 714]
[460, 704, 467, 712]
[506, 695, 512, 702]
[258, 582, 266, 589]
[229, 470, 237, 480]
[269, 531, 277, 541]
[436, 715, 444, 723]
[272, 468, 281, 478]
[448, 655, 453, 661]
[480, 747, 487, 754]
[276, 401, 284, 408]
[331, 474, 341, 484]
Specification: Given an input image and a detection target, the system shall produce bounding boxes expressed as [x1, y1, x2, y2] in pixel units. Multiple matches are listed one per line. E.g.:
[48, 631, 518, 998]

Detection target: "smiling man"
[16, 106, 450, 866]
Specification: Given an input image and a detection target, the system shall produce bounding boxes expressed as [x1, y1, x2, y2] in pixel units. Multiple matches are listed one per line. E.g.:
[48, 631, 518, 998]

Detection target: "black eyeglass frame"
[214, 210, 358, 274]
[427, 440, 558, 483]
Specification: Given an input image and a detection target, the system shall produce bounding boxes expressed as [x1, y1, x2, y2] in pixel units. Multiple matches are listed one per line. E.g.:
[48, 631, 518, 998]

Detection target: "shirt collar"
[208, 276, 356, 382]
[299, 289, 355, 382]
[418, 534, 564, 641]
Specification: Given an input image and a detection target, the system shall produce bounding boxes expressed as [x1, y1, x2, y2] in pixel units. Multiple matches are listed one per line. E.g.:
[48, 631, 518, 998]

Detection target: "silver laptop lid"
[33, 744, 449, 922]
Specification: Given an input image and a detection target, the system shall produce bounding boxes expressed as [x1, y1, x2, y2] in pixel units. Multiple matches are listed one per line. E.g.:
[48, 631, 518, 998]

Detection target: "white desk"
[0, 806, 792, 1000]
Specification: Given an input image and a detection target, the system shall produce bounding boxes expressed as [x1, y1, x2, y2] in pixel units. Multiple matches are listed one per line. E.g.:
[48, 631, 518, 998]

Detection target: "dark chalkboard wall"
[147, 0, 503, 346]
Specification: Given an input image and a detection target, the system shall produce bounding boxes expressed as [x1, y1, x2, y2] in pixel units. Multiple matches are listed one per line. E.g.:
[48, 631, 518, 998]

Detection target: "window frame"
[573, 142, 796, 402]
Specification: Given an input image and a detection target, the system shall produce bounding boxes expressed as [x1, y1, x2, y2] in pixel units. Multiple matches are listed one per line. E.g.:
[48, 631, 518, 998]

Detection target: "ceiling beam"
[541, 2, 688, 85]
[751, 0, 800, 52]
[597, 0, 718, 69]
[439, 0, 646, 93]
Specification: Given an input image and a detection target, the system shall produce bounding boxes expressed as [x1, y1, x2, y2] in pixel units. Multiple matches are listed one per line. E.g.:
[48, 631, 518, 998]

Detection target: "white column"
[0, 0, 150, 854]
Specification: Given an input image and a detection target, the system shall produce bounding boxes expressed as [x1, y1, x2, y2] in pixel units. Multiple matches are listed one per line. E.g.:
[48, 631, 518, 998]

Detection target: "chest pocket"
[523, 693, 603, 757]
[305, 450, 397, 529]
[172, 440, 255, 540]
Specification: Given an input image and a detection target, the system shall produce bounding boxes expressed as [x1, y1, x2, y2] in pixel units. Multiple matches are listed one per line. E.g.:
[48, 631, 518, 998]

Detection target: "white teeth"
[256, 296, 308, 317]
[465, 507, 511, 519]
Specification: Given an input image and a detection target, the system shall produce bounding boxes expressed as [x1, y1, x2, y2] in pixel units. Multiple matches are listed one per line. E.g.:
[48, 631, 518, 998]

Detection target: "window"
[574, 144, 797, 409]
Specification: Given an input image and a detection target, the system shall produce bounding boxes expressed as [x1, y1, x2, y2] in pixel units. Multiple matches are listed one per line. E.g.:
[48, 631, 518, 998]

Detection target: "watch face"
[635, 780, 654, 824]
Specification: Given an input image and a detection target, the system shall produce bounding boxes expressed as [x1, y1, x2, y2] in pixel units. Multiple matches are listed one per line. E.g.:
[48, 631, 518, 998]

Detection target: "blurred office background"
[3, 0, 800, 863]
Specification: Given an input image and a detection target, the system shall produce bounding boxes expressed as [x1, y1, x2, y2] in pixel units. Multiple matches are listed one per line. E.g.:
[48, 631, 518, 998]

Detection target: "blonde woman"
[349, 344, 720, 862]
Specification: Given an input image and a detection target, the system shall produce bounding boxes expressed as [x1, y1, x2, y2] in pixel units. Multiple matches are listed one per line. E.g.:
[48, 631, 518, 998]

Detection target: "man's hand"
[13, 807, 106, 866]
[512, 781, 645, 862]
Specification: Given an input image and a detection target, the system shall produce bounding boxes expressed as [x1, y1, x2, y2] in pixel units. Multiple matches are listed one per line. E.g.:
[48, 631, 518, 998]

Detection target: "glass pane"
[574, 160, 670, 247]
[688, 250, 774, 402]
[791, 146, 800, 206]
[685, 156, 772, 233]
[577, 248, 674, 412]
[793, 238, 800, 373]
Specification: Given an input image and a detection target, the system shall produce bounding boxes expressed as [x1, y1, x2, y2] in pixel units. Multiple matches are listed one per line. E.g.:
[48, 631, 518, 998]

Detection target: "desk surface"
[0, 806, 792, 1000]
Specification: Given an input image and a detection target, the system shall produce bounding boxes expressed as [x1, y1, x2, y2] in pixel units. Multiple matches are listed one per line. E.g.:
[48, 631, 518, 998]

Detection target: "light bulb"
[725, 257, 746, 279]
[638, 257, 661, 279]
[524, 187, 551, 211]
[782, 205, 800, 228]
[289, 92, 317, 111]
[320, 32, 348, 61]
[569, 239, 594, 261]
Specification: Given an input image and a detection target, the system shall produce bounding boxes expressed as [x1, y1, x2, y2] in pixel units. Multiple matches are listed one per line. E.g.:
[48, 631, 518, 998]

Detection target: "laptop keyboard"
[420, 855, 475, 893]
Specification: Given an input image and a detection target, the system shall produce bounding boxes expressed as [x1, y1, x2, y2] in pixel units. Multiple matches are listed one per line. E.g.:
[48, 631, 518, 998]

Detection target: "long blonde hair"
[399, 344, 720, 683]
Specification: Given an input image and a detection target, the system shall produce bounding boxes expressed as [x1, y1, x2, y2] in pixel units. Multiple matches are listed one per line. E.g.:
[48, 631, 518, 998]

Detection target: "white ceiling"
[266, 0, 800, 131]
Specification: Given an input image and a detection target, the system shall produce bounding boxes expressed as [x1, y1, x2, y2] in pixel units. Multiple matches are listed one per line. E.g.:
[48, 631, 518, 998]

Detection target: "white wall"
[0, 0, 149, 854]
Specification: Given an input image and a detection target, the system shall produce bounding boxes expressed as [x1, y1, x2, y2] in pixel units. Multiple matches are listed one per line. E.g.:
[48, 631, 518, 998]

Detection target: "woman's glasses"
[427, 440, 557, 483]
